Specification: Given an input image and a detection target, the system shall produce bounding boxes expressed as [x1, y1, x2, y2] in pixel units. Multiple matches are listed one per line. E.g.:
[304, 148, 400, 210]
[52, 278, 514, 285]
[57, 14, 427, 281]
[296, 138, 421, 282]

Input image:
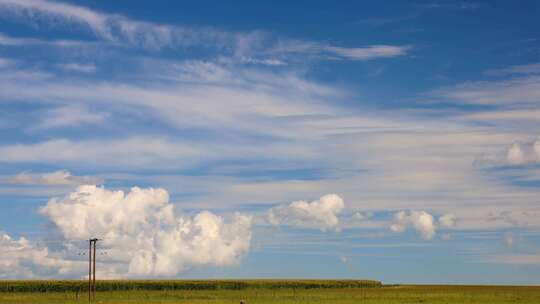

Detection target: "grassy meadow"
[1, 280, 539, 303]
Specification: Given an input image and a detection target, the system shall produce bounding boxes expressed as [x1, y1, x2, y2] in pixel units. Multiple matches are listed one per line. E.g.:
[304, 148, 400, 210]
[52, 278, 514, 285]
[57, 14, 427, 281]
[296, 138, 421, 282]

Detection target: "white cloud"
[0, 32, 45, 45]
[508, 142, 528, 165]
[57, 63, 96, 73]
[432, 75, 540, 105]
[272, 40, 410, 61]
[0, 0, 113, 40]
[33, 105, 108, 129]
[0, 0, 244, 51]
[239, 57, 286, 66]
[0, 233, 80, 279]
[463, 109, 540, 122]
[266, 194, 345, 231]
[352, 211, 372, 221]
[438, 213, 457, 228]
[0, 60, 341, 138]
[0, 57, 16, 68]
[534, 137, 540, 158]
[38, 185, 252, 277]
[0, 136, 318, 169]
[323, 45, 411, 60]
[390, 210, 437, 240]
[6, 170, 102, 186]
[0, 32, 90, 47]
[486, 253, 540, 265]
[485, 62, 540, 76]
[475, 137, 540, 167]
[339, 256, 350, 264]
[0, 1, 409, 62]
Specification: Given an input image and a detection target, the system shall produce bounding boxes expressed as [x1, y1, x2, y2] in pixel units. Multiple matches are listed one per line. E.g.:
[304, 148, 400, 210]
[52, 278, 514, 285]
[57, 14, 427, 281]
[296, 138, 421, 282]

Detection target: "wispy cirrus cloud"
[430, 62, 540, 108]
[0, 136, 319, 169]
[323, 45, 411, 60]
[486, 253, 540, 265]
[271, 40, 411, 61]
[485, 62, 540, 76]
[0, 32, 90, 47]
[0, 0, 411, 62]
[0, 57, 16, 68]
[57, 63, 96, 73]
[432, 75, 540, 105]
[5, 170, 103, 186]
[32, 105, 107, 130]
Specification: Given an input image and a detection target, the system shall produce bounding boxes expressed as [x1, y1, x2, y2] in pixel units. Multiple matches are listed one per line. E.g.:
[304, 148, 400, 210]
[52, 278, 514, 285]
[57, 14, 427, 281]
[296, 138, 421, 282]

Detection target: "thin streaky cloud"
[0, 0, 411, 61]
[4, 170, 103, 186]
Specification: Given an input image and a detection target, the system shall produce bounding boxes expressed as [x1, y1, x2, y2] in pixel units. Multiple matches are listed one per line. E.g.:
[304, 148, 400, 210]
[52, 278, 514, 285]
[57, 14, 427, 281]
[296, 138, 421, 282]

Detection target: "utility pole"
[88, 238, 99, 302]
[88, 239, 91, 302]
[92, 239, 96, 299]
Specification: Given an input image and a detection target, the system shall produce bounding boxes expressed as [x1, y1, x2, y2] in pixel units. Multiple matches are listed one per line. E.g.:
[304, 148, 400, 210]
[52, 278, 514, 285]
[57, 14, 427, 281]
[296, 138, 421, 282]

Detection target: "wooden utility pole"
[88, 239, 92, 302]
[92, 239, 96, 299]
[88, 238, 98, 302]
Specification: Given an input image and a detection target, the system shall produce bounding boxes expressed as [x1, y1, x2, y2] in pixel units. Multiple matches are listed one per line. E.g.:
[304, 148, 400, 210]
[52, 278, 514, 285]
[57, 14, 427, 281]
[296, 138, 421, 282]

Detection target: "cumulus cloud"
[352, 211, 372, 221]
[475, 137, 540, 167]
[438, 213, 457, 228]
[390, 211, 457, 240]
[507, 142, 529, 165]
[0, 233, 79, 279]
[505, 138, 540, 165]
[39, 185, 252, 277]
[266, 194, 345, 231]
[390, 211, 437, 240]
[6, 170, 103, 186]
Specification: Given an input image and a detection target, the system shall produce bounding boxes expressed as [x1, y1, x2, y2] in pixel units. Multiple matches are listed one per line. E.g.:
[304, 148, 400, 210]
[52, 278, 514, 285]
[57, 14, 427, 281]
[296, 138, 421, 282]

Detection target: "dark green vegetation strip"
[0, 279, 382, 292]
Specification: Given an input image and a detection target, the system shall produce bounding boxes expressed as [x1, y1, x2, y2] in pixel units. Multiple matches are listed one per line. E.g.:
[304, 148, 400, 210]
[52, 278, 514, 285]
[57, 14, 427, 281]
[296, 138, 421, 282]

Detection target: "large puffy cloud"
[266, 194, 344, 231]
[39, 185, 252, 277]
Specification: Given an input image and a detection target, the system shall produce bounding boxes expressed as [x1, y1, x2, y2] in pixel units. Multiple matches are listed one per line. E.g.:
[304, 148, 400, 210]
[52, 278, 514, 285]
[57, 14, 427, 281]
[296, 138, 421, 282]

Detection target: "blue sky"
[0, 0, 540, 284]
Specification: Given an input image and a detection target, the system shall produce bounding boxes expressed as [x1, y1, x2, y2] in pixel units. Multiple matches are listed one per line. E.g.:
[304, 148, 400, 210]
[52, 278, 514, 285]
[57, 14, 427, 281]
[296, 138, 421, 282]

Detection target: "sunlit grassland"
[1, 281, 539, 303]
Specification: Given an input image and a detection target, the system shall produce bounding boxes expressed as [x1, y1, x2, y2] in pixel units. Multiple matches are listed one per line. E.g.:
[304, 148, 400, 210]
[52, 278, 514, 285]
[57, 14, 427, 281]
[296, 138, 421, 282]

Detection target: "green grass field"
[1, 281, 539, 303]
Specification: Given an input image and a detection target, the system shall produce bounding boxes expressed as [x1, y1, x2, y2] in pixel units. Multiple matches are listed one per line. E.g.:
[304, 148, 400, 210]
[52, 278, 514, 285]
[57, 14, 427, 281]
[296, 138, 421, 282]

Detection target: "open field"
[1, 281, 540, 304]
